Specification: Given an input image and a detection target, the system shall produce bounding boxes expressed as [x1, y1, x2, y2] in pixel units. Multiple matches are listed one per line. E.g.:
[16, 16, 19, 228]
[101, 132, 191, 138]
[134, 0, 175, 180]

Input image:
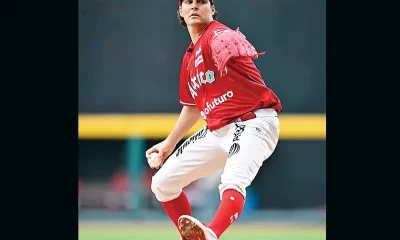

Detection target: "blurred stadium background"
[78, 0, 326, 239]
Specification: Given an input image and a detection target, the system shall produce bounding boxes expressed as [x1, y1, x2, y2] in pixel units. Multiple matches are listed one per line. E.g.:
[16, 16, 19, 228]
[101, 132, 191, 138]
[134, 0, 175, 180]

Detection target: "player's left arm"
[210, 28, 265, 77]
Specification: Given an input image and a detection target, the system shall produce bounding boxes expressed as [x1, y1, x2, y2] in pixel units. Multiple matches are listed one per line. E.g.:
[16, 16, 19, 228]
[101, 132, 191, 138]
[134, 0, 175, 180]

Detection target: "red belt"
[235, 112, 257, 122]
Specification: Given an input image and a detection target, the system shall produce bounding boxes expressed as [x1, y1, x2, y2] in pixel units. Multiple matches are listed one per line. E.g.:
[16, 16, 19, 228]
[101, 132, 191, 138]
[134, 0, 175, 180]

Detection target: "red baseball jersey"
[179, 21, 282, 131]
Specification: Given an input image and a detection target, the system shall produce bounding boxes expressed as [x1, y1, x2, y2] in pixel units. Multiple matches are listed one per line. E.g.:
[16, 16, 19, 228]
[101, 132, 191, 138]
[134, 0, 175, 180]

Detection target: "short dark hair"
[177, 2, 218, 28]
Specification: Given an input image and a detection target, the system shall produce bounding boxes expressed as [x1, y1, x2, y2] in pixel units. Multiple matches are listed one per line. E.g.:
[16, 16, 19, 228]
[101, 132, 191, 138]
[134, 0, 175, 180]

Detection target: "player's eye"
[184, 0, 207, 4]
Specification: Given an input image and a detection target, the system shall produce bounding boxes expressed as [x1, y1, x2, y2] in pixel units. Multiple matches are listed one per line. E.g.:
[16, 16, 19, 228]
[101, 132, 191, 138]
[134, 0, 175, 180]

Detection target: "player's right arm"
[145, 52, 199, 165]
[145, 106, 200, 166]
[165, 105, 200, 146]
[168, 51, 201, 146]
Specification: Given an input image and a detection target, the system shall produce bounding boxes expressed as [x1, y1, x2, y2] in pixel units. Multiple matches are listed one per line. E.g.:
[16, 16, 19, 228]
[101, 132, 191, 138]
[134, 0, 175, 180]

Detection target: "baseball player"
[145, 0, 282, 239]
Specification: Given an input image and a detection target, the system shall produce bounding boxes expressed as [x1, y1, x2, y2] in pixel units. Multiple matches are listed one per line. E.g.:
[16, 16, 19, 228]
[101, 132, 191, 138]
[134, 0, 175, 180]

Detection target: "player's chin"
[186, 18, 206, 26]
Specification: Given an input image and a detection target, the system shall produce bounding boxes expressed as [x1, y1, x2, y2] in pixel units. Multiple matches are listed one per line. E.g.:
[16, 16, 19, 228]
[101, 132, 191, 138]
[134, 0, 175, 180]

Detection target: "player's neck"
[187, 21, 211, 45]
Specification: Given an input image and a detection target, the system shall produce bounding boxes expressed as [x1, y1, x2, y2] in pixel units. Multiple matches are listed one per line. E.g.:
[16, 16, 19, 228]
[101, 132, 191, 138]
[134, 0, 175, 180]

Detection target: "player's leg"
[178, 110, 280, 239]
[208, 112, 280, 238]
[150, 126, 226, 239]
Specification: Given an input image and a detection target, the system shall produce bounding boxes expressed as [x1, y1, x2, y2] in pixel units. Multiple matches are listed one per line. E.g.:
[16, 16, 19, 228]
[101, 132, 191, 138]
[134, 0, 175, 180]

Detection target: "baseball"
[148, 152, 162, 169]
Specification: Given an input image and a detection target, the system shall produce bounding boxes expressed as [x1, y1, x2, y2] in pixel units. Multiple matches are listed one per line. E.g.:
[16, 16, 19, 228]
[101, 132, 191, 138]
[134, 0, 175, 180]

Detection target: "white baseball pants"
[151, 108, 280, 202]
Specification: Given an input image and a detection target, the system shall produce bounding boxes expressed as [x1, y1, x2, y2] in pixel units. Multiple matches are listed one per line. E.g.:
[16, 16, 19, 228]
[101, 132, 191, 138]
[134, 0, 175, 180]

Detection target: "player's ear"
[179, 6, 183, 17]
[211, 5, 215, 15]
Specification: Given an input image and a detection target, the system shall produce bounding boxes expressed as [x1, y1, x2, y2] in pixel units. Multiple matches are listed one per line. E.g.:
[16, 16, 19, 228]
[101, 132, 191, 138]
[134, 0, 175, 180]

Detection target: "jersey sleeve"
[210, 28, 264, 77]
[179, 54, 196, 106]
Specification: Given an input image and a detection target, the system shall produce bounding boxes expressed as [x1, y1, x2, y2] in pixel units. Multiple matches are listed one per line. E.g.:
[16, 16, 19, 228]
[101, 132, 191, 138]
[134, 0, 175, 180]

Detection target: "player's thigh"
[152, 126, 226, 191]
[219, 117, 280, 194]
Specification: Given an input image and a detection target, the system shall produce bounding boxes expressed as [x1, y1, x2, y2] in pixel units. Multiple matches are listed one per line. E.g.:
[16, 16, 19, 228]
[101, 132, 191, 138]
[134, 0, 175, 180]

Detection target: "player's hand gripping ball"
[148, 152, 163, 169]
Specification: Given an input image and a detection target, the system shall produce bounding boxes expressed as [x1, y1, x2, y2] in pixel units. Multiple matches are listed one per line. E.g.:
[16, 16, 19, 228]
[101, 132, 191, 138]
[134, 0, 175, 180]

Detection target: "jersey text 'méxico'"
[179, 21, 282, 131]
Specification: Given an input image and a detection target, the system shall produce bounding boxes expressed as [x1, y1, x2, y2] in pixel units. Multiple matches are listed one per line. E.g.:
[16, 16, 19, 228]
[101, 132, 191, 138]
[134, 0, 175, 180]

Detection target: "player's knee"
[151, 173, 181, 202]
[150, 173, 165, 198]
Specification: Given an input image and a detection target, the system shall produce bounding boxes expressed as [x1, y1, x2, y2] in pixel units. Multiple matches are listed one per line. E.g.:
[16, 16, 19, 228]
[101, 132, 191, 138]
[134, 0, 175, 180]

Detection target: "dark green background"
[79, 0, 325, 114]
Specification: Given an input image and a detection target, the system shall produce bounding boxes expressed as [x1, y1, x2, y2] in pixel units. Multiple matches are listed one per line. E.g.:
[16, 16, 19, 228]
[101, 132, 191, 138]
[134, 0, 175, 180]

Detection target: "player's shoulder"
[182, 43, 194, 58]
[208, 20, 231, 31]
[204, 21, 231, 40]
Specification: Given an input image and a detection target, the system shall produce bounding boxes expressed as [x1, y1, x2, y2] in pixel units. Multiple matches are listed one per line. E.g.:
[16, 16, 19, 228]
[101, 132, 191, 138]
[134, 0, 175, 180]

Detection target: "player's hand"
[145, 140, 176, 169]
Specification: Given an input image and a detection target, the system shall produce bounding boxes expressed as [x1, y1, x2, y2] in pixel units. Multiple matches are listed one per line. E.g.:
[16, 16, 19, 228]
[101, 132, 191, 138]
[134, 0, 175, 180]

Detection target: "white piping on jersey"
[180, 100, 196, 106]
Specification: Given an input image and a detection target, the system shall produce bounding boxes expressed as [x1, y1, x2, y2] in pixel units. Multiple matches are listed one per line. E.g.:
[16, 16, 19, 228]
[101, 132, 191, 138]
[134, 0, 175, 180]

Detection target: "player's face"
[179, 0, 215, 27]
